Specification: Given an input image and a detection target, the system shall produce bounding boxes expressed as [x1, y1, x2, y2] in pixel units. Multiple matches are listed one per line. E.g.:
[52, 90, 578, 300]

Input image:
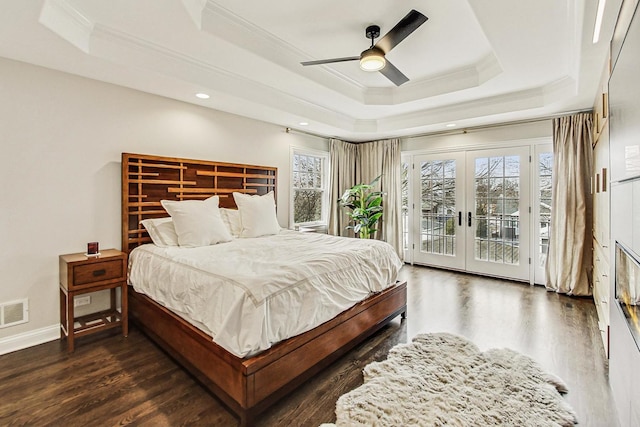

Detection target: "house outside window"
[291, 148, 329, 229]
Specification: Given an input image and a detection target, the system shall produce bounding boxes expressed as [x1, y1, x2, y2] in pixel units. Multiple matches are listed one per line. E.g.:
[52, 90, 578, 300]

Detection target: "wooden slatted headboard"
[121, 153, 277, 254]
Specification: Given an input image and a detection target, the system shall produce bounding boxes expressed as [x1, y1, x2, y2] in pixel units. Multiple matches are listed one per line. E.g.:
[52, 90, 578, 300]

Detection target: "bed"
[121, 153, 407, 426]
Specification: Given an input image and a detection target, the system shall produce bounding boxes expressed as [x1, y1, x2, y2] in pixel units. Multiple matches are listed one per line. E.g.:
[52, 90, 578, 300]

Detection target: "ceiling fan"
[300, 9, 428, 86]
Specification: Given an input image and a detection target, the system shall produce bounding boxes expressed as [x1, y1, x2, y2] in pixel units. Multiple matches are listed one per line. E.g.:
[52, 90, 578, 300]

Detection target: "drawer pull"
[93, 269, 107, 277]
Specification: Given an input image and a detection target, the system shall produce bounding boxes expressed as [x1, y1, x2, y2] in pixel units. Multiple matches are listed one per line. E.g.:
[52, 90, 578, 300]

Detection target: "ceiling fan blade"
[301, 56, 360, 66]
[380, 60, 409, 86]
[375, 9, 428, 54]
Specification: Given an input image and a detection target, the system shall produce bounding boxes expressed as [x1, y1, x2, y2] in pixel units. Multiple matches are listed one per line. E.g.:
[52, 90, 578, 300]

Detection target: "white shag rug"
[321, 333, 578, 427]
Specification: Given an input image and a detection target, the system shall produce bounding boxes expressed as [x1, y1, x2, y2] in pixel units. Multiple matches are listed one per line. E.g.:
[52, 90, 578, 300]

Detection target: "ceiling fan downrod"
[365, 25, 381, 47]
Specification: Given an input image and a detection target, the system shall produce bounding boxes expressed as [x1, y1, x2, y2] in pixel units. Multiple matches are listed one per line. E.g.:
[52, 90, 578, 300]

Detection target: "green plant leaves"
[337, 175, 384, 239]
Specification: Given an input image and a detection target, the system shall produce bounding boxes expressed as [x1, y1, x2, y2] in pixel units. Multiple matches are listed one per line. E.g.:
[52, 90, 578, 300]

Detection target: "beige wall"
[0, 57, 327, 345]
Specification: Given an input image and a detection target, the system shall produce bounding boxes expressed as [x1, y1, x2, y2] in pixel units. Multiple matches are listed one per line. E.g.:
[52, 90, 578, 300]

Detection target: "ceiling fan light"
[360, 48, 386, 71]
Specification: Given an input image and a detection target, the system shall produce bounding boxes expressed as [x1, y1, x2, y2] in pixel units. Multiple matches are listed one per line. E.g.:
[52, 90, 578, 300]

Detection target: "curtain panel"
[328, 138, 403, 257]
[545, 112, 593, 296]
[328, 139, 359, 238]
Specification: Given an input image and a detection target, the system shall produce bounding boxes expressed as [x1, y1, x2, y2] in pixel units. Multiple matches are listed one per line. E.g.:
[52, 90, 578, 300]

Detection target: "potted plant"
[338, 176, 384, 239]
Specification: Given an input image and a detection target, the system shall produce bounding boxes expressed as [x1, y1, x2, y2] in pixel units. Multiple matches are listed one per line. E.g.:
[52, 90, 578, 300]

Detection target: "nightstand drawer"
[59, 249, 127, 291]
[73, 259, 124, 287]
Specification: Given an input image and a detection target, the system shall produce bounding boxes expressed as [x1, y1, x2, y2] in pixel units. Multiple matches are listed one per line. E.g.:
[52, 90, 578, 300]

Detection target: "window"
[401, 160, 409, 252]
[533, 144, 553, 284]
[291, 148, 329, 227]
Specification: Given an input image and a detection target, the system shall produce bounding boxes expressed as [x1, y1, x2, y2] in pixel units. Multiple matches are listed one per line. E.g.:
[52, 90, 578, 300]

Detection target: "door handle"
[458, 211, 462, 227]
[468, 212, 472, 227]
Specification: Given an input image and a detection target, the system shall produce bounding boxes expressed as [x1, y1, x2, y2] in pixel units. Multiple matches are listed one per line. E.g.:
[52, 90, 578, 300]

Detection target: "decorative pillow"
[220, 208, 242, 237]
[233, 191, 281, 238]
[140, 217, 179, 247]
[160, 196, 232, 247]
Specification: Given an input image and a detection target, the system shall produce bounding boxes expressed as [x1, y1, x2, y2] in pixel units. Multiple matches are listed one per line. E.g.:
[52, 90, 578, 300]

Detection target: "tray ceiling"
[0, 0, 621, 141]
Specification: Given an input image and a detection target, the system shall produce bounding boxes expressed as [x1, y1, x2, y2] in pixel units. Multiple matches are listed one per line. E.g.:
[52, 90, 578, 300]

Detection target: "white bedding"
[128, 230, 402, 358]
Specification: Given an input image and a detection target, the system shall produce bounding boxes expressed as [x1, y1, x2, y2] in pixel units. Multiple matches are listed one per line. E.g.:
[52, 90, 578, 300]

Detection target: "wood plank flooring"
[0, 265, 618, 426]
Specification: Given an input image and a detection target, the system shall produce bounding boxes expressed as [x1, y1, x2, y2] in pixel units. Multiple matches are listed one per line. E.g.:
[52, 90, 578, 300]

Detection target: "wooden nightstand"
[59, 249, 128, 352]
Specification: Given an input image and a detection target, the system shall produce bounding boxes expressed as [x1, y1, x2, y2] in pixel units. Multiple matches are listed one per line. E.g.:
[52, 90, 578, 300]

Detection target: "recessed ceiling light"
[299, 122, 309, 126]
[446, 123, 457, 128]
[195, 93, 210, 99]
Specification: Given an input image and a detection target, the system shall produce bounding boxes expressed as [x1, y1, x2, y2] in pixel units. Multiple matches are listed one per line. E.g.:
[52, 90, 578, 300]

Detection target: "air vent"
[0, 299, 29, 328]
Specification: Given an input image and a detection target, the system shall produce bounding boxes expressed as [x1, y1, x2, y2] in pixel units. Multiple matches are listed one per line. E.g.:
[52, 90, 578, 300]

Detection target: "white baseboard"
[0, 324, 60, 355]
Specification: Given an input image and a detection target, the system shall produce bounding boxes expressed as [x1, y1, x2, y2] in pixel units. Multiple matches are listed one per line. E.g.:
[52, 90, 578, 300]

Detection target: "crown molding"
[377, 85, 551, 132]
[366, 53, 503, 106]
[39, 0, 93, 53]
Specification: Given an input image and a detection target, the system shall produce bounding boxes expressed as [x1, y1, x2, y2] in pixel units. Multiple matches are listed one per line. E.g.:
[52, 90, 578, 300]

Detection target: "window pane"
[505, 177, 519, 198]
[489, 178, 503, 198]
[504, 156, 520, 177]
[489, 157, 504, 177]
[443, 160, 456, 178]
[540, 176, 552, 198]
[538, 151, 553, 268]
[294, 190, 322, 223]
[432, 160, 443, 178]
[475, 158, 489, 178]
[539, 152, 553, 173]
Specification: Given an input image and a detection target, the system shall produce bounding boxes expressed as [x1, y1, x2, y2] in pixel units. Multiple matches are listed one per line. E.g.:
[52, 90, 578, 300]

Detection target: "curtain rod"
[283, 108, 593, 143]
[284, 126, 329, 140]
[404, 108, 594, 140]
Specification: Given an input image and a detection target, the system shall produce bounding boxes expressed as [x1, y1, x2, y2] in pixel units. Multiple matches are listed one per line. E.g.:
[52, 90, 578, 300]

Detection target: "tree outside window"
[401, 161, 409, 251]
[292, 150, 328, 226]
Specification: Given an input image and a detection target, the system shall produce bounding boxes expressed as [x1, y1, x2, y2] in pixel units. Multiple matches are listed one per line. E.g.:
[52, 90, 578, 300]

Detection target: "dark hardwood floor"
[0, 265, 618, 426]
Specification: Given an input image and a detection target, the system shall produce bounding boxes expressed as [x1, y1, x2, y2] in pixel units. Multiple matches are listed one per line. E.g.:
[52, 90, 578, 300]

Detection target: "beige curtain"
[358, 139, 403, 257]
[328, 138, 403, 257]
[545, 112, 593, 296]
[328, 139, 358, 237]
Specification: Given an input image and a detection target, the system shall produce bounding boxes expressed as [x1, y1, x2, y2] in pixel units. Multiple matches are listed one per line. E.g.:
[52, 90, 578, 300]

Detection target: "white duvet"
[128, 230, 402, 358]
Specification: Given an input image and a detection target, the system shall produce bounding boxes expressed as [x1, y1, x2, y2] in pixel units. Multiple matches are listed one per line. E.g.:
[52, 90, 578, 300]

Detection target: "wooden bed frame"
[121, 153, 407, 426]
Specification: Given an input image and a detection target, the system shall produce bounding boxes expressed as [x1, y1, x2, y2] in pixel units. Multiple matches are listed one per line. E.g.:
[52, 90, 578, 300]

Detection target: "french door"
[412, 152, 466, 270]
[412, 147, 531, 281]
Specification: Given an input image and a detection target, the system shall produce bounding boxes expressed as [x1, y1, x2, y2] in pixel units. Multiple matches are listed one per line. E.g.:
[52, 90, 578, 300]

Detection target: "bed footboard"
[128, 281, 407, 426]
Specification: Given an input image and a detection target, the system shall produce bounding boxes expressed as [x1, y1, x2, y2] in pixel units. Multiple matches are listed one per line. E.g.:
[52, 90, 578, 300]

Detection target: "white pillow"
[233, 191, 281, 238]
[220, 208, 242, 237]
[161, 196, 232, 247]
[140, 217, 179, 247]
